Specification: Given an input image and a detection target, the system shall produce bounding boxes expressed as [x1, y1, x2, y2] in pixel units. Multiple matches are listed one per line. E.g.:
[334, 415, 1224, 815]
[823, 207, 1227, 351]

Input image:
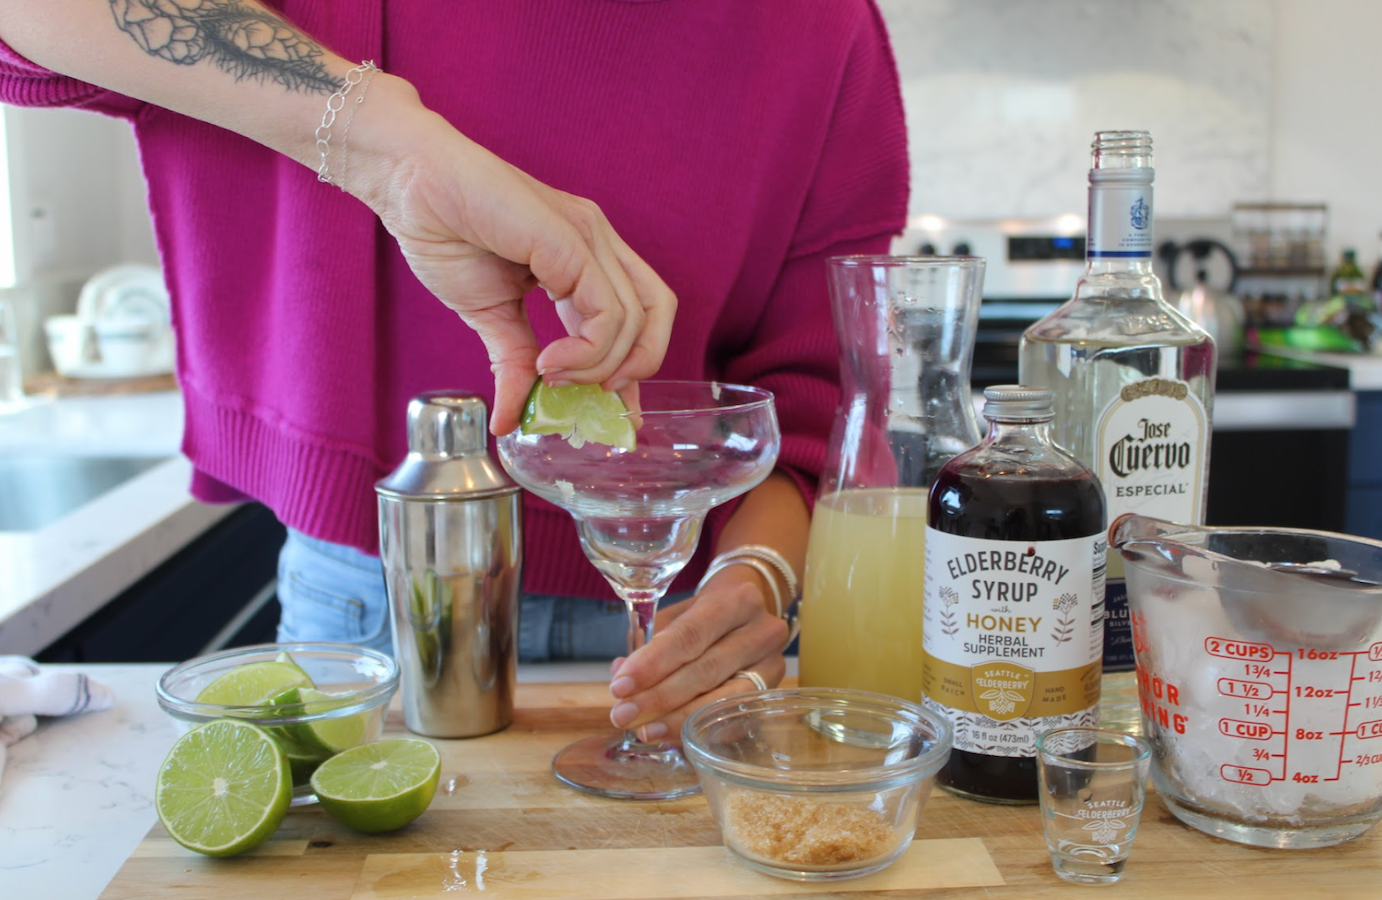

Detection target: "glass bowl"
[682, 687, 952, 881]
[156, 642, 399, 806]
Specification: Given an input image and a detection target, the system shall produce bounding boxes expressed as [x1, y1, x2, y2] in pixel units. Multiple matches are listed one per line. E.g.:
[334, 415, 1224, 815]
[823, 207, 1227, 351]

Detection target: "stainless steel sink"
[0, 455, 170, 532]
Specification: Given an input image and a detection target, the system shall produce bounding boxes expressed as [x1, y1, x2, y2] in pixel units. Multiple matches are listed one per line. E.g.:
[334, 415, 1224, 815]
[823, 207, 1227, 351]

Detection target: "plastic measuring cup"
[1111, 515, 1382, 849]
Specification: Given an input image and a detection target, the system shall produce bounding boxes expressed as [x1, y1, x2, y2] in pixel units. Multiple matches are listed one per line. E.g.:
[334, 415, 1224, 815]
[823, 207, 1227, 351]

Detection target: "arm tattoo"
[109, 0, 339, 93]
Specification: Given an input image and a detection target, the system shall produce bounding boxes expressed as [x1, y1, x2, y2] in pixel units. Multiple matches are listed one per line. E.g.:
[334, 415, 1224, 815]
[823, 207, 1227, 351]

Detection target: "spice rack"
[1231, 203, 1328, 325]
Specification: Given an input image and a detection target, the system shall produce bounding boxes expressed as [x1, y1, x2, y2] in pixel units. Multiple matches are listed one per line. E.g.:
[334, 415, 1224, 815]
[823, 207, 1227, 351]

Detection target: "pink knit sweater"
[0, 1, 908, 600]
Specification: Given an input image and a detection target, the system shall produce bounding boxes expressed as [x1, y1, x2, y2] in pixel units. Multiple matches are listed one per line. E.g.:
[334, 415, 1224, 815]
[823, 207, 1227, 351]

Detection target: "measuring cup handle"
[1108, 514, 1199, 550]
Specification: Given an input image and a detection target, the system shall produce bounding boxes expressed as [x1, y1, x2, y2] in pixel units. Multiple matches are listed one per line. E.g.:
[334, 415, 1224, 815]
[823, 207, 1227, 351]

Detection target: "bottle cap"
[982, 385, 1054, 422]
[375, 392, 519, 501]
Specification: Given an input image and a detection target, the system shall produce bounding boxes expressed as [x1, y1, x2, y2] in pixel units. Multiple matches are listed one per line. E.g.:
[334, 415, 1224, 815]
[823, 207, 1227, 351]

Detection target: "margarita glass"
[498, 380, 780, 799]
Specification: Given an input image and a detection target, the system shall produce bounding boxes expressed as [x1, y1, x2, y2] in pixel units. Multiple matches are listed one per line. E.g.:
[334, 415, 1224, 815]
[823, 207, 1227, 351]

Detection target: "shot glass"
[1036, 727, 1151, 885]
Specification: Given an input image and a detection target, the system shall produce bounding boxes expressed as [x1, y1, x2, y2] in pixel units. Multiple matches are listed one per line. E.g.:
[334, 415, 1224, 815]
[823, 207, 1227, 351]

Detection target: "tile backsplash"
[878, 0, 1272, 221]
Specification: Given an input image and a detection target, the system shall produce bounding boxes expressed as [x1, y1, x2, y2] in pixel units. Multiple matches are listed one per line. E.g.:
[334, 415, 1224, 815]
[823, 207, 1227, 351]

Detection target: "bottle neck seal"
[1087, 169, 1154, 261]
[1086, 130, 1155, 262]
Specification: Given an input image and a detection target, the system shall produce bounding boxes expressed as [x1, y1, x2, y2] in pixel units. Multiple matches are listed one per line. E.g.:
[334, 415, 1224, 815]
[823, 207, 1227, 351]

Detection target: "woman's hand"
[346, 76, 676, 434]
[606, 577, 790, 743]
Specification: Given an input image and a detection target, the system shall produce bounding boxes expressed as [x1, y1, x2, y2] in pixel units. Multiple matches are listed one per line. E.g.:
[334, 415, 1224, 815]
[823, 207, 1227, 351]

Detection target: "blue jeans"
[275, 529, 676, 662]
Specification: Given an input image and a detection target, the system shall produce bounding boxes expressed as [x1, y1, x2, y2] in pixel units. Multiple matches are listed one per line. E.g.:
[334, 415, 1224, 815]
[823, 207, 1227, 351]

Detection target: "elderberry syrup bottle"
[922, 386, 1105, 804]
[1019, 131, 1215, 728]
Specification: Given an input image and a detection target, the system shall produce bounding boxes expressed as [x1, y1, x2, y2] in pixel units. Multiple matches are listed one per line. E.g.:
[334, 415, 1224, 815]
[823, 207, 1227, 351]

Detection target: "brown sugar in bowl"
[682, 687, 952, 881]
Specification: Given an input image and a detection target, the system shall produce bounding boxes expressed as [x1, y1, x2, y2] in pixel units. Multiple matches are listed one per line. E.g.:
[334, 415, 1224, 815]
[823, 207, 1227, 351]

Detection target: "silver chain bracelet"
[315, 60, 379, 190]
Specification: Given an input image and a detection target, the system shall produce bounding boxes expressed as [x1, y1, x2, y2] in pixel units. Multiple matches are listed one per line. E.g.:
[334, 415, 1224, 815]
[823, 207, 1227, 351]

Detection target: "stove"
[891, 217, 1087, 386]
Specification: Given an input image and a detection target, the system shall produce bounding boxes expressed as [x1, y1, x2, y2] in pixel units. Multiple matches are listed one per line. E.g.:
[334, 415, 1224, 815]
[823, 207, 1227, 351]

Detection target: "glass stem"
[614, 587, 664, 748]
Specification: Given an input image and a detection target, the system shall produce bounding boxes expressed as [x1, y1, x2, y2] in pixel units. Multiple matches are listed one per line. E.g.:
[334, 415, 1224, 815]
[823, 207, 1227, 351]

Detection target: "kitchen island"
[5, 663, 1379, 900]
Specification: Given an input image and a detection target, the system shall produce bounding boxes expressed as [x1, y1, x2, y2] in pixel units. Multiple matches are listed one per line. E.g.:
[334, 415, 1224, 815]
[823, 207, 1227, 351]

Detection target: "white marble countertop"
[0, 392, 234, 656]
[0, 661, 615, 900]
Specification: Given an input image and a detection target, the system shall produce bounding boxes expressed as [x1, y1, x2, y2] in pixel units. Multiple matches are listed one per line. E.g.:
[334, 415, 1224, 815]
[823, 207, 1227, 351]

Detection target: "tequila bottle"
[1019, 131, 1215, 729]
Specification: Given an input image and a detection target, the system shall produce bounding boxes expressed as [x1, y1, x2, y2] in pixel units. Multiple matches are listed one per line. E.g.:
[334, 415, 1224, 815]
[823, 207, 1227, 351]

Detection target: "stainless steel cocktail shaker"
[377, 392, 521, 737]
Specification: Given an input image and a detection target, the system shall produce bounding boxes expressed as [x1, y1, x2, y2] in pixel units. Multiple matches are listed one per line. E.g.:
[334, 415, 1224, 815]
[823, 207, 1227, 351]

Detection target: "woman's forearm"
[0, 0, 419, 174]
[0, 2, 675, 429]
[704, 471, 811, 614]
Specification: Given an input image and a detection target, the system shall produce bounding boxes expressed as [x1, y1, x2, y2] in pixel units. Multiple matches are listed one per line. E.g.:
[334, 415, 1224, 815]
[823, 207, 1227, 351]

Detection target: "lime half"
[519, 381, 635, 451]
[195, 660, 314, 706]
[155, 719, 292, 857]
[310, 738, 442, 833]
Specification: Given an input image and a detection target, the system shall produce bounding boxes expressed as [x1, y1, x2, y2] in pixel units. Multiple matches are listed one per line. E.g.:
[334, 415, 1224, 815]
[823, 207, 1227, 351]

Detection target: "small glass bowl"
[156, 642, 399, 805]
[682, 687, 952, 881]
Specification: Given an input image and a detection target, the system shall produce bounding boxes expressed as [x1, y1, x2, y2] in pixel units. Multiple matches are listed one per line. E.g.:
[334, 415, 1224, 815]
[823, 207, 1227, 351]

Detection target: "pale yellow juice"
[797, 487, 928, 703]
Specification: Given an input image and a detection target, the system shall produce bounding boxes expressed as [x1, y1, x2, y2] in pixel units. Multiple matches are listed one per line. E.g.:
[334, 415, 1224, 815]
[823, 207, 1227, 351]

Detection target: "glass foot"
[552, 732, 703, 800]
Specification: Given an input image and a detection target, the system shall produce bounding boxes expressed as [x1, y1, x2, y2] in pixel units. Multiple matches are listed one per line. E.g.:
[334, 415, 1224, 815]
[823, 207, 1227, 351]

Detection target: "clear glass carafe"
[797, 256, 984, 703]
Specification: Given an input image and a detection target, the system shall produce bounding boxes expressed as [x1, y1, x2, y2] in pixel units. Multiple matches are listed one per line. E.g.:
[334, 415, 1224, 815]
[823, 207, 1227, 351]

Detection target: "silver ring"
[734, 669, 768, 692]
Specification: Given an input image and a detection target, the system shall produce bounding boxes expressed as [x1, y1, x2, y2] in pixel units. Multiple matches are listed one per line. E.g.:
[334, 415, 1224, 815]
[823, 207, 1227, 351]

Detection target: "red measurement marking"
[1358, 719, 1382, 740]
[1220, 718, 1273, 740]
[1206, 637, 1275, 661]
[1220, 764, 1273, 786]
[1369, 642, 1382, 662]
[1218, 678, 1272, 699]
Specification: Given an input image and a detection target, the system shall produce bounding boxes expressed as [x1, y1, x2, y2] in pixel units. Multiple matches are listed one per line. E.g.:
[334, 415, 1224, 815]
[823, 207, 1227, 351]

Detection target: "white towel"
[0, 656, 116, 797]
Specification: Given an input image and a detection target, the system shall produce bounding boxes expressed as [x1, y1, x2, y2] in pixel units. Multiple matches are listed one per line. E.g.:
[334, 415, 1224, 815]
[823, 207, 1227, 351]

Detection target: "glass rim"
[1113, 519, 1382, 590]
[1035, 726, 1152, 767]
[597, 379, 776, 417]
[681, 686, 953, 790]
[155, 640, 400, 716]
[828, 254, 986, 269]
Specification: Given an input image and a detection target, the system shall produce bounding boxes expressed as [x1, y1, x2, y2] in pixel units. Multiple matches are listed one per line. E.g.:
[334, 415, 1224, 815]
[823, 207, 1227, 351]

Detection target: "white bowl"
[93, 314, 172, 375]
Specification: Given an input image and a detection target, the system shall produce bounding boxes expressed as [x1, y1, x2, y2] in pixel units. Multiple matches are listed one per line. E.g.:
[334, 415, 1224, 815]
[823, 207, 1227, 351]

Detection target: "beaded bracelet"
[315, 60, 379, 190]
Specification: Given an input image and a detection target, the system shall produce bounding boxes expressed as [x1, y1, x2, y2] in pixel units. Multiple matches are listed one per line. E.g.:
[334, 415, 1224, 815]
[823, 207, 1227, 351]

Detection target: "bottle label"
[1102, 579, 1137, 672]
[922, 530, 1105, 757]
[1088, 181, 1153, 259]
[1095, 377, 1209, 524]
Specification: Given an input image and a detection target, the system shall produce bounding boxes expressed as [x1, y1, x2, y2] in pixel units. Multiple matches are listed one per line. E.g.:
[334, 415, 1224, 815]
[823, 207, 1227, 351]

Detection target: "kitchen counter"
[14, 663, 1380, 900]
[1253, 344, 1382, 390]
[0, 391, 234, 656]
[1212, 351, 1354, 430]
[0, 660, 613, 900]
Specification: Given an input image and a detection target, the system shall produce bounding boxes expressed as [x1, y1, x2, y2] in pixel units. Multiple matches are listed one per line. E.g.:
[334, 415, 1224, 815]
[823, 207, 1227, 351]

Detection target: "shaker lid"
[375, 392, 519, 500]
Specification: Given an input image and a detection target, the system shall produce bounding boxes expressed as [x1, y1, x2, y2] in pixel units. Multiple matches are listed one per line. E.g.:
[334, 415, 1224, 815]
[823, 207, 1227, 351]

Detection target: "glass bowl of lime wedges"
[157, 642, 399, 805]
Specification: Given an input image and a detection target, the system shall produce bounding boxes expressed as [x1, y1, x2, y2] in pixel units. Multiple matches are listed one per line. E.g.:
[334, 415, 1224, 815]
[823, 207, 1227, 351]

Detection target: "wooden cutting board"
[101, 681, 1382, 899]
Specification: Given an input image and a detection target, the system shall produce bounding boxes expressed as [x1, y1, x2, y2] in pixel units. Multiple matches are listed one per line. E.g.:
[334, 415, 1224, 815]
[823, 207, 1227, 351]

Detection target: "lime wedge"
[274, 649, 311, 678]
[277, 686, 373, 757]
[519, 381, 635, 451]
[310, 738, 442, 833]
[195, 660, 314, 706]
[155, 719, 292, 857]
[252, 687, 330, 784]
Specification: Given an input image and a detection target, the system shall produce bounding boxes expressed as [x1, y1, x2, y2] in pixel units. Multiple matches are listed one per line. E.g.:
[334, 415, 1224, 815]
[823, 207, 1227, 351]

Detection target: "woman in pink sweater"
[0, 1, 908, 741]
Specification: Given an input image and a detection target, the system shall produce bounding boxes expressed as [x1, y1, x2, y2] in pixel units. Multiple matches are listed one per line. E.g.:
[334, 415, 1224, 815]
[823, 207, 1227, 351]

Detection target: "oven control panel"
[892, 218, 1086, 301]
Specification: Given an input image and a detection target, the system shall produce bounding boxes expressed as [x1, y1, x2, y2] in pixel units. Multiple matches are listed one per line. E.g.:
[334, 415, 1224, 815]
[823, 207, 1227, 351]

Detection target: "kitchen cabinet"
[1206, 356, 1352, 532]
[1346, 390, 1382, 540]
[36, 503, 285, 663]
